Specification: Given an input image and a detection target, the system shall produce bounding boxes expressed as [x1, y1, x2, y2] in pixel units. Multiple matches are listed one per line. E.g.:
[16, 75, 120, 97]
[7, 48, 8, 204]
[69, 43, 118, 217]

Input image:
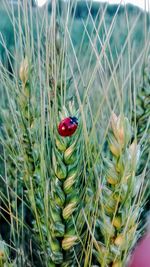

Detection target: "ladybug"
[58, 116, 78, 137]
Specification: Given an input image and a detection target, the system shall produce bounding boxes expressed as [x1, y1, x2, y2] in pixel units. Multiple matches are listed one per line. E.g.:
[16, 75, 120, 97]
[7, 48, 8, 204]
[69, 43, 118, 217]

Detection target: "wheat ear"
[49, 103, 83, 265]
[96, 113, 141, 267]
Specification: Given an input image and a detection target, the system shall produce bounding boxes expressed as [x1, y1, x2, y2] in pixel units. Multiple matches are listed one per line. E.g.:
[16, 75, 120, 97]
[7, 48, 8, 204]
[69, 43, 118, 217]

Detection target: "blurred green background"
[0, 1, 149, 69]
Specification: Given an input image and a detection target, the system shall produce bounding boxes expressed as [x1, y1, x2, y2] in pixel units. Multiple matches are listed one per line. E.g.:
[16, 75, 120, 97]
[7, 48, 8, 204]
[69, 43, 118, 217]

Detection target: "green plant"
[93, 113, 142, 266]
[135, 59, 150, 169]
[133, 58, 150, 221]
[0, 1, 149, 266]
[49, 104, 84, 265]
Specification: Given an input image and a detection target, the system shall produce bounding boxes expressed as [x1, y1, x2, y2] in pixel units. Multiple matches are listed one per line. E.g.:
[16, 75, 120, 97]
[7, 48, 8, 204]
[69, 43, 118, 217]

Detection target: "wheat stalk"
[94, 113, 142, 267]
[48, 103, 84, 265]
[0, 54, 47, 264]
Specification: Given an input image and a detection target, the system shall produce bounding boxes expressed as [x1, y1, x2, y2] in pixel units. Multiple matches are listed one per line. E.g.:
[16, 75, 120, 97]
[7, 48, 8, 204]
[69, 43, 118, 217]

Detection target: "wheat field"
[0, 0, 149, 266]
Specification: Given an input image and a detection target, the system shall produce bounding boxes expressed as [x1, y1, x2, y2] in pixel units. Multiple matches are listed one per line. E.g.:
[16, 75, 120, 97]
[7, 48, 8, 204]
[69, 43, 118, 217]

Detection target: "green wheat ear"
[0, 58, 32, 193]
[18, 57, 41, 193]
[95, 113, 141, 267]
[49, 102, 84, 265]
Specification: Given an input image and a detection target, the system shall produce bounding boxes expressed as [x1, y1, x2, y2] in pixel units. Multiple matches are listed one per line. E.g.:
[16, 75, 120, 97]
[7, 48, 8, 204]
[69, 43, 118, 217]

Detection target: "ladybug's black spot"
[69, 116, 78, 125]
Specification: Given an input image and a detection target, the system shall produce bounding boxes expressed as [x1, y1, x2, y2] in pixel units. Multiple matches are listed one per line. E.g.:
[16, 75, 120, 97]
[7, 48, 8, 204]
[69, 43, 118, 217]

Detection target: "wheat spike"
[49, 103, 83, 264]
[96, 113, 141, 266]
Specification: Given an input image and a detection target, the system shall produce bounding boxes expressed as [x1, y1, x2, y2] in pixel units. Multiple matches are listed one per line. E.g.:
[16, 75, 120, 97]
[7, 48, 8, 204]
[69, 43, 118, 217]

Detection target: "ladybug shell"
[128, 233, 150, 267]
[58, 117, 78, 137]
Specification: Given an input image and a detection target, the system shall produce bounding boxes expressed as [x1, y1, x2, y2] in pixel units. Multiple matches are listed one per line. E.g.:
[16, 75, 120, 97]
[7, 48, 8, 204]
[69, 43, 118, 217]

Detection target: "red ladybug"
[58, 117, 78, 137]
